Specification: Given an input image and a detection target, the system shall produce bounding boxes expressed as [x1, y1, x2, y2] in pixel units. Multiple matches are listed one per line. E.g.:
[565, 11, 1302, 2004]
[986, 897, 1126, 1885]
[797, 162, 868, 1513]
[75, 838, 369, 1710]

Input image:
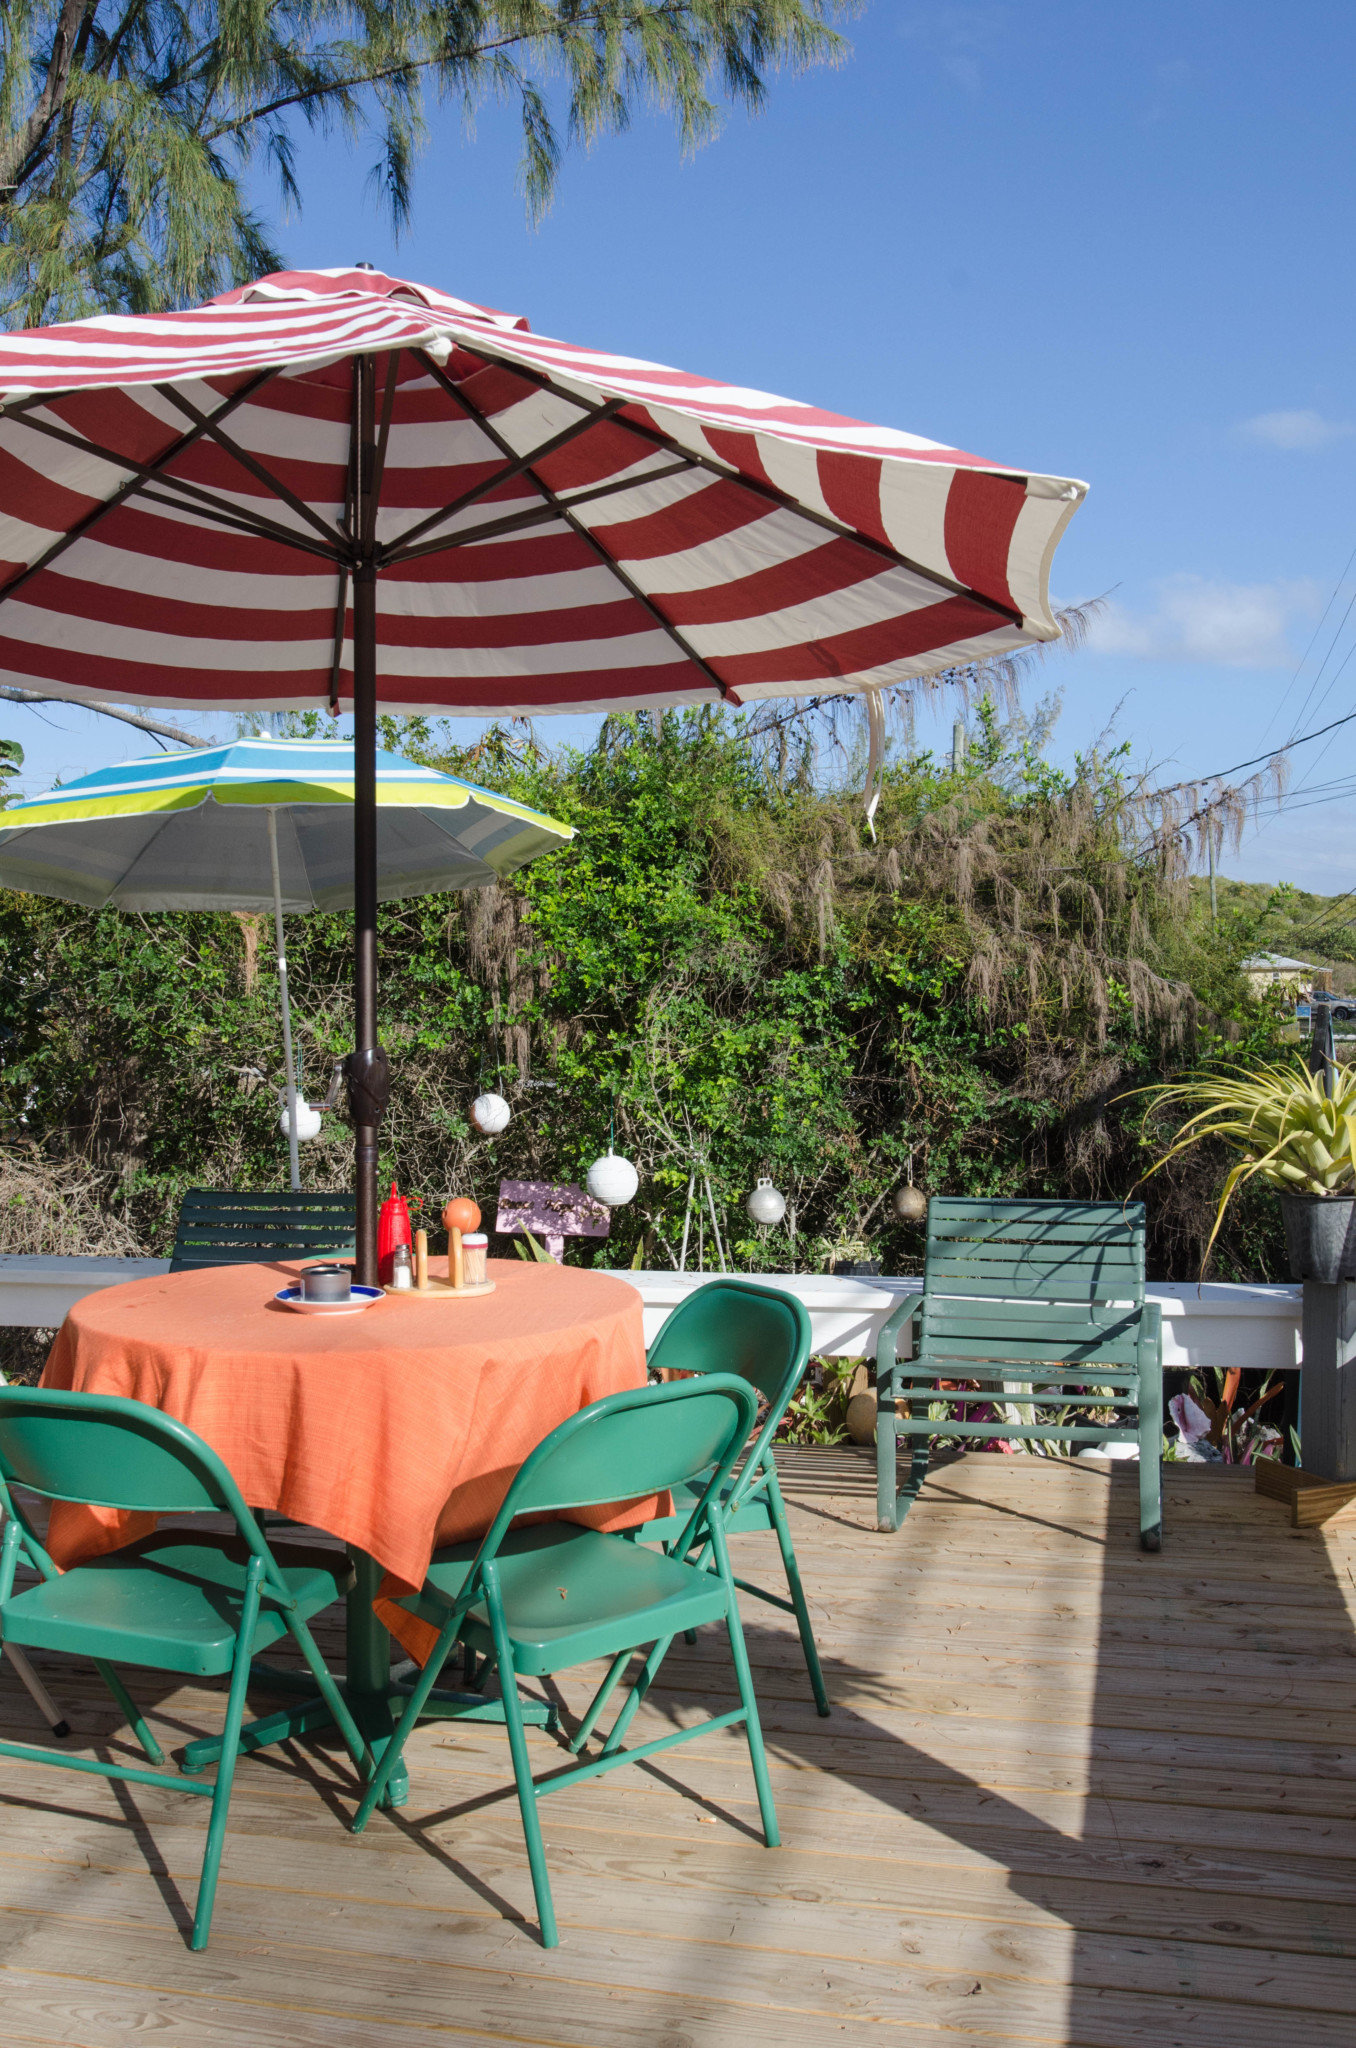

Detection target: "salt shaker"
[462, 1232, 488, 1286]
[389, 1242, 414, 1290]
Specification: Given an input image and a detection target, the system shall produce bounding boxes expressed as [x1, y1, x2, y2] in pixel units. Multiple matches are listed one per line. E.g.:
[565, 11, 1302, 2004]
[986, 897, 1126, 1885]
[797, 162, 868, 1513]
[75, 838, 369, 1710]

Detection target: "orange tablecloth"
[41, 1257, 649, 1655]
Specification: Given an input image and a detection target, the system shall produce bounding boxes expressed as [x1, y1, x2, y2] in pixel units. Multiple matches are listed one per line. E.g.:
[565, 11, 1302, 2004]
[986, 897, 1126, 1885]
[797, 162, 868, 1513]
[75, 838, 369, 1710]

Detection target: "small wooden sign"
[496, 1179, 610, 1262]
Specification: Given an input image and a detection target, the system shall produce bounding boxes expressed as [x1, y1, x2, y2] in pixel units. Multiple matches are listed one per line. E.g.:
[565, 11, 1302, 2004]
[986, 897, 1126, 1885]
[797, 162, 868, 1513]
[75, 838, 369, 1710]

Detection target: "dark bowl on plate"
[300, 1262, 352, 1304]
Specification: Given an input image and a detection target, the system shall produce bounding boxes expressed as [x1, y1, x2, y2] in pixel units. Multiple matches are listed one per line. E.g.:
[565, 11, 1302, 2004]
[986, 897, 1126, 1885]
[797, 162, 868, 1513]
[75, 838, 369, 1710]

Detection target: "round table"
[41, 1256, 648, 1801]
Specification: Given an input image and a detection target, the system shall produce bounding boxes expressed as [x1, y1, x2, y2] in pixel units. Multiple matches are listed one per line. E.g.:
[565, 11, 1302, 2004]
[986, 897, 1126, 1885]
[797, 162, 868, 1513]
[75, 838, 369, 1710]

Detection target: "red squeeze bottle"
[377, 1180, 413, 1285]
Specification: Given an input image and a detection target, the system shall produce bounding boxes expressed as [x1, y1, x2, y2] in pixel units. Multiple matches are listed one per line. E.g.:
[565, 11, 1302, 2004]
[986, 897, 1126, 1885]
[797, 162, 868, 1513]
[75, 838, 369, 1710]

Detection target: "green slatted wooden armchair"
[875, 1198, 1164, 1549]
[169, 1189, 356, 1272]
[0, 1388, 368, 1950]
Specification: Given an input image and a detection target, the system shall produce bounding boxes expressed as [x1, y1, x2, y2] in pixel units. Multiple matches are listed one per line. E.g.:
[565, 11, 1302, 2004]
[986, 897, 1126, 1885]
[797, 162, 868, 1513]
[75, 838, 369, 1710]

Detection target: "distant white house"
[1242, 951, 1313, 993]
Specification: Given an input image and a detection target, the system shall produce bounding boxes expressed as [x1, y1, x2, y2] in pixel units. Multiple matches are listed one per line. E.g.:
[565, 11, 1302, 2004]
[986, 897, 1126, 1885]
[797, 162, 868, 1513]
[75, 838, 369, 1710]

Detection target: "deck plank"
[2, 1452, 1354, 2044]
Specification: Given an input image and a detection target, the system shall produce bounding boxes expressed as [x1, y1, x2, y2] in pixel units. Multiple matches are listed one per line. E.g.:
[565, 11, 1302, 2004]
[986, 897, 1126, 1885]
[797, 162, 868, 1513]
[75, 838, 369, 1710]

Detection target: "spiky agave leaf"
[1128, 1057, 1356, 1267]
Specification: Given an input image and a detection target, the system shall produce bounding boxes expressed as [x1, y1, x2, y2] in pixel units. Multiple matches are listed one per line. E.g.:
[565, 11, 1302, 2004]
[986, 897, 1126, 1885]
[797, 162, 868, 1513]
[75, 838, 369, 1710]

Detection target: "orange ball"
[443, 1197, 480, 1234]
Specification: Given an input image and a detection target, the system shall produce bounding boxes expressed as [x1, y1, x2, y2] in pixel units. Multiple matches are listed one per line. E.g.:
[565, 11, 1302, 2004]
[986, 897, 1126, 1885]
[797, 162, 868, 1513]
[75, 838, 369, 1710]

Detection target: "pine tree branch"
[0, 0, 95, 188]
[201, 6, 696, 144]
[0, 686, 208, 750]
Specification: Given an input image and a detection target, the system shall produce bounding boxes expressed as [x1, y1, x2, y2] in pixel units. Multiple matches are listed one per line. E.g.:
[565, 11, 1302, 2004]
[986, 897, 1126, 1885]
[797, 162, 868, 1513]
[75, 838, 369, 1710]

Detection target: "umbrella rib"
[7, 407, 345, 564]
[155, 382, 351, 556]
[329, 563, 350, 714]
[360, 353, 401, 556]
[444, 341, 1023, 623]
[132, 484, 352, 566]
[0, 364, 289, 605]
[380, 458, 695, 568]
[445, 363, 730, 702]
[379, 396, 627, 563]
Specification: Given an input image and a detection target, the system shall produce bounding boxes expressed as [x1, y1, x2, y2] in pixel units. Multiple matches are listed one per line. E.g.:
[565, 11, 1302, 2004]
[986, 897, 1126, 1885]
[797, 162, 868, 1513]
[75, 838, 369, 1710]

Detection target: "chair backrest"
[926, 1199, 1145, 1304]
[0, 1388, 286, 1591]
[921, 1198, 1147, 1372]
[647, 1280, 812, 1410]
[477, 1376, 758, 1564]
[170, 1189, 357, 1272]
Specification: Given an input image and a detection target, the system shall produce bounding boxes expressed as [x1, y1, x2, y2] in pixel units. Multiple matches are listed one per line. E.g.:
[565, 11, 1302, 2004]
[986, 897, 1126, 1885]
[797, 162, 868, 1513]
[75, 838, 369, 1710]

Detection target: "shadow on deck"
[0, 1450, 1352, 2045]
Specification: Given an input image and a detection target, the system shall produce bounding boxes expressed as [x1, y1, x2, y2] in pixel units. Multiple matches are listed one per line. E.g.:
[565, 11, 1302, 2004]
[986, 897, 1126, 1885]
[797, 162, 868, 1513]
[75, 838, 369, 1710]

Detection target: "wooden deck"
[2, 1451, 1354, 2046]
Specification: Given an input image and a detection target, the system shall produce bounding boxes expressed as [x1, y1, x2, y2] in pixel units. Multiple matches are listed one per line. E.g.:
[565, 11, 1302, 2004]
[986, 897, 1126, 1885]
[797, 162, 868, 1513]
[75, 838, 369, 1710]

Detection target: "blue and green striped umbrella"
[0, 736, 572, 1187]
[0, 735, 571, 911]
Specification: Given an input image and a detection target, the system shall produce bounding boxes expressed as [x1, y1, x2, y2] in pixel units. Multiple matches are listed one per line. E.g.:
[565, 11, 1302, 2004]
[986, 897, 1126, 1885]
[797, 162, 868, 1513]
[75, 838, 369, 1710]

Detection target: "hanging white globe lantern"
[746, 1177, 787, 1226]
[278, 1099, 323, 1142]
[586, 1149, 638, 1207]
[471, 1090, 512, 1136]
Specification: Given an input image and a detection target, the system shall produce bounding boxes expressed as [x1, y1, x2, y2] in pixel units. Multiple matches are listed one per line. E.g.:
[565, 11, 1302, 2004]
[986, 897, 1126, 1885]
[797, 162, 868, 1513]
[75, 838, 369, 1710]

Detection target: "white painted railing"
[619, 1271, 1302, 1371]
[0, 1256, 1302, 1375]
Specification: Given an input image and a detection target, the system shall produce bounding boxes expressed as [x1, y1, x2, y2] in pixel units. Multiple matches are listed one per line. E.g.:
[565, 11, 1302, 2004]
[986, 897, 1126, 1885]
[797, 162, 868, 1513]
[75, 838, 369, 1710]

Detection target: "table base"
[178, 1550, 555, 1807]
[179, 1672, 554, 1807]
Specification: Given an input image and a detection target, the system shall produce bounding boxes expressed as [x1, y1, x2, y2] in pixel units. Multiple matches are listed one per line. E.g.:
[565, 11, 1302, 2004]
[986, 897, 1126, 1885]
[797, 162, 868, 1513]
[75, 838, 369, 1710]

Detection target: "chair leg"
[1137, 1371, 1164, 1553]
[876, 1369, 899, 1529]
[191, 1558, 264, 1951]
[484, 1564, 557, 1948]
[286, 1612, 372, 1776]
[93, 1660, 164, 1765]
[709, 1523, 779, 1849]
[762, 1467, 829, 1717]
[600, 1636, 672, 1758]
[352, 1612, 461, 1832]
[5, 1646, 70, 1738]
[568, 1647, 632, 1754]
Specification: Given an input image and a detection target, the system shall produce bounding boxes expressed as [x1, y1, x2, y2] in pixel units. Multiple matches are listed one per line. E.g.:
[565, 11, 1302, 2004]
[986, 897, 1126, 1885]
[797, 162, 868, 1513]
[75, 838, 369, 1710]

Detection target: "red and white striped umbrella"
[0, 266, 1085, 718]
[0, 265, 1087, 1279]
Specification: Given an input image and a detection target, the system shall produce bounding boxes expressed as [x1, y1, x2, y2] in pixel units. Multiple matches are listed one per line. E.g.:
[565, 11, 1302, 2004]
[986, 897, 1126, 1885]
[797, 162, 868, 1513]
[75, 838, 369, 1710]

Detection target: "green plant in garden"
[0, 705, 1299, 1293]
[1131, 1057, 1356, 1263]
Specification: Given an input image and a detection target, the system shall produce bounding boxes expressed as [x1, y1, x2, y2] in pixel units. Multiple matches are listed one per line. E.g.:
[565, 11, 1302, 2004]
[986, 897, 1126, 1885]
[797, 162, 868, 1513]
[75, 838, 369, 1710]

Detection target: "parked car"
[1296, 997, 1356, 1024]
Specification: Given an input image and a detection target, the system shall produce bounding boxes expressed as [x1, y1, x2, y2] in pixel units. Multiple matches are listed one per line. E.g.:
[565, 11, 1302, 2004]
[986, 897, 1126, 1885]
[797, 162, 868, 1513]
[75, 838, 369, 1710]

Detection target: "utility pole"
[1207, 817, 1218, 924]
[950, 719, 966, 778]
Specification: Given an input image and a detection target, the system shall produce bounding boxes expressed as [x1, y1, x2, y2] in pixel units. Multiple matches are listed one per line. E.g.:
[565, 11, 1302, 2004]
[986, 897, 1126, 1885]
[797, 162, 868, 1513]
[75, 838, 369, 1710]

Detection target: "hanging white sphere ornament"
[586, 1149, 639, 1207]
[471, 1091, 511, 1136]
[746, 1177, 787, 1226]
[278, 1100, 323, 1143]
[893, 1183, 928, 1223]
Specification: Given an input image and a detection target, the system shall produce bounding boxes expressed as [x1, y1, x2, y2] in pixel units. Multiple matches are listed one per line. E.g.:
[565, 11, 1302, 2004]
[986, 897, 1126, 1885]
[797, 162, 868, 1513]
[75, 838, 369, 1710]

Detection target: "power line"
[1283, 578, 1356, 746]
[1151, 703, 1356, 799]
[1262, 532, 1356, 746]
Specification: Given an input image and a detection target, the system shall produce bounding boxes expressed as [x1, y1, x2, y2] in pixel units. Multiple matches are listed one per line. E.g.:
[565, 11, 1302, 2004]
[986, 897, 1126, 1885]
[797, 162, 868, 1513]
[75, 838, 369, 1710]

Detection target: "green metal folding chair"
[0, 1388, 369, 1950]
[351, 1375, 779, 1948]
[573, 1278, 827, 1729]
[169, 1189, 356, 1272]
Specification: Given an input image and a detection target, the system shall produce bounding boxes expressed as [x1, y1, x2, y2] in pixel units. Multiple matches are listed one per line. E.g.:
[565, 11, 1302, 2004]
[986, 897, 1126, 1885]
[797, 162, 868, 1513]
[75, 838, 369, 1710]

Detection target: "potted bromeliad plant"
[1134, 1057, 1356, 1281]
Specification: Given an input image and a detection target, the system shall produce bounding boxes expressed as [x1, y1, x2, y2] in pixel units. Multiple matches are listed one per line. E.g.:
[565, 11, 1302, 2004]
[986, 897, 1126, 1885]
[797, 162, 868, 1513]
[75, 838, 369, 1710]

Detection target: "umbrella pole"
[267, 809, 302, 1194]
[350, 555, 384, 1287]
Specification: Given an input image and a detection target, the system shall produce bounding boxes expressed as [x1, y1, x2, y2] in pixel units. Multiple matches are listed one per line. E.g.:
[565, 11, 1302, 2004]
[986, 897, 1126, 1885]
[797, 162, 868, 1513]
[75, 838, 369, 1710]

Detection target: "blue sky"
[10, 1, 1356, 891]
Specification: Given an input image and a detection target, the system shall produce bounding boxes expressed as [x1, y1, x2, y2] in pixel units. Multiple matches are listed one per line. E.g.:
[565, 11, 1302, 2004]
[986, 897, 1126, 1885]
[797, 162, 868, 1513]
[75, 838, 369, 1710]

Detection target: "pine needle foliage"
[0, 1, 852, 325]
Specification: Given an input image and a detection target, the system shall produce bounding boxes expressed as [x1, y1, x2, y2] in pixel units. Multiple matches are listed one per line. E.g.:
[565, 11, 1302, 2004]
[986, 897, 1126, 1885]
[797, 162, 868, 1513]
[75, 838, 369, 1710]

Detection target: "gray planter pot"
[1280, 1193, 1356, 1283]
